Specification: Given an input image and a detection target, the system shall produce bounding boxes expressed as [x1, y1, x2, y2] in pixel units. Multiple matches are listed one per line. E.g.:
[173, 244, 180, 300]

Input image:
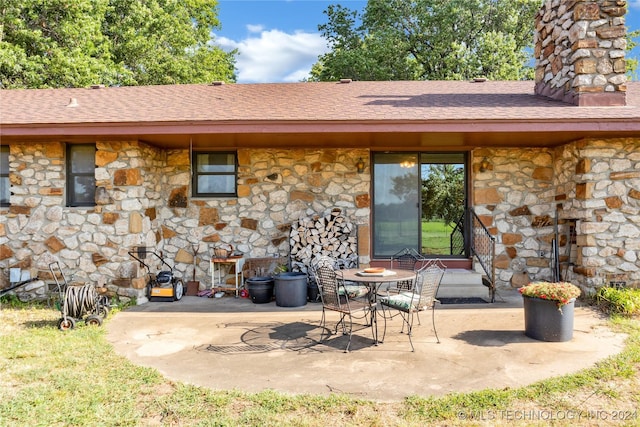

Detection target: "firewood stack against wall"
[289, 208, 358, 275]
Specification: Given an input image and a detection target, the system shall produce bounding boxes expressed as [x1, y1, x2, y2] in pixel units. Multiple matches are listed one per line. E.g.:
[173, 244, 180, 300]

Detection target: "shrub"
[596, 286, 640, 317]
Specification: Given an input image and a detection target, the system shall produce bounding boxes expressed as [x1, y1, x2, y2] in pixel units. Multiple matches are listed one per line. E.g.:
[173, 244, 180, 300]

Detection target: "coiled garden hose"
[63, 285, 98, 319]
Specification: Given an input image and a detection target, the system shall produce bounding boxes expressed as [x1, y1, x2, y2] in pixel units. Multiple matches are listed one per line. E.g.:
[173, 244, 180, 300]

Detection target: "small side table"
[210, 256, 244, 297]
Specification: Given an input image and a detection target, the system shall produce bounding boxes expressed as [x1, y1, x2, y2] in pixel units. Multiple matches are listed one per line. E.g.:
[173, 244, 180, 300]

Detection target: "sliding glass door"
[372, 153, 421, 257]
[372, 152, 467, 258]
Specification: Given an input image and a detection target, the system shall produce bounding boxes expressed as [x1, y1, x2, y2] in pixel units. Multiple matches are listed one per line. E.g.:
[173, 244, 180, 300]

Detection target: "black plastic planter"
[274, 272, 308, 307]
[523, 296, 575, 342]
[246, 277, 274, 304]
[307, 281, 320, 302]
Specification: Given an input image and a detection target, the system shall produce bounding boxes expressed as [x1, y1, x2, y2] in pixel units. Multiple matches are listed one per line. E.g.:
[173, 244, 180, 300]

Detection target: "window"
[192, 152, 237, 197]
[372, 152, 467, 258]
[372, 153, 421, 257]
[66, 144, 96, 207]
[0, 145, 9, 206]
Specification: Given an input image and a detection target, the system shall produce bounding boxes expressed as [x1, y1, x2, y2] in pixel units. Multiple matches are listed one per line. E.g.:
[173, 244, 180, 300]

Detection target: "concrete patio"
[106, 289, 627, 402]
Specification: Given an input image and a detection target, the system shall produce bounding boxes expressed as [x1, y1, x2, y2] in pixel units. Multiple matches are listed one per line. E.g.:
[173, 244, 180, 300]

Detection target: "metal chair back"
[390, 248, 423, 271]
[414, 260, 446, 310]
[314, 264, 348, 312]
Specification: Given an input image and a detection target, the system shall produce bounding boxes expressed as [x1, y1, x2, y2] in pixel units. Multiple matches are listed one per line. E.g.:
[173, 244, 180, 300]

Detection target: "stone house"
[1, 0, 639, 303]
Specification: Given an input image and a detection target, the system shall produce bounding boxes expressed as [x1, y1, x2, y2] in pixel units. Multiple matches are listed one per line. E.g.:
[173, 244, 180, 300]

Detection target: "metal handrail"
[449, 213, 465, 256]
[469, 208, 496, 302]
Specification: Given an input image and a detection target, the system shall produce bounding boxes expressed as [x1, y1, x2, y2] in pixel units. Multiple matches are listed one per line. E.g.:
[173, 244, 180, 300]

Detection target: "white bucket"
[10, 268, 21, 283]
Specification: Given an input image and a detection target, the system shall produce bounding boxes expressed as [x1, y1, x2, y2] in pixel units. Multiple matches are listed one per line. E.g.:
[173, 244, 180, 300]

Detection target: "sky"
[214, 1, 366, 83]
[213, 0, 640, 84]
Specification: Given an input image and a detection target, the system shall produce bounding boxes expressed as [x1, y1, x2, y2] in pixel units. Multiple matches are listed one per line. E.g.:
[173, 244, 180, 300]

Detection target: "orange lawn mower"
[128, 247, 184, 302]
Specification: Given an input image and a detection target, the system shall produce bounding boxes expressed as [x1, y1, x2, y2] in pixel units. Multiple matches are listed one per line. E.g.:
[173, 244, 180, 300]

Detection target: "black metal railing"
[450, 213, 465, 256]
[469, 208, 496, 302]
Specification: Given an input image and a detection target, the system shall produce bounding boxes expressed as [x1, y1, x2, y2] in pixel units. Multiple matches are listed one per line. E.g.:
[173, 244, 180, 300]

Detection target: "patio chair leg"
[407, 312, 415, 352]
[377, 306, 386, 344]
[344, 313, 353, 353]
[336, 313, 349, 336]
[380, 304, 388, 344]
[400, 311, 408, 334]
[432, 307, 440, 344]
[370, 307, 378, 345]
[319, 309, 328, 342]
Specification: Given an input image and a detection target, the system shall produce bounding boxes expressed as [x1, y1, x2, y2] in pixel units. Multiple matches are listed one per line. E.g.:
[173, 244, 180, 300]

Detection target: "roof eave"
[2, 118, 640, 138]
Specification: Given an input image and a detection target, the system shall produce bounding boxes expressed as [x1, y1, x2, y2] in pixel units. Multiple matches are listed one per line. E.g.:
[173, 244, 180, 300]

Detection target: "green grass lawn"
[1, 299, 639, 426]
[421, 220, 455, 255]
[375, 220, 455, 255]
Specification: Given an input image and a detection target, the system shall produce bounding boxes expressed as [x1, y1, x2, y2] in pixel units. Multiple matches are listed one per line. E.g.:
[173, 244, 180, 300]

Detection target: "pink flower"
[519, 281, 581, 310]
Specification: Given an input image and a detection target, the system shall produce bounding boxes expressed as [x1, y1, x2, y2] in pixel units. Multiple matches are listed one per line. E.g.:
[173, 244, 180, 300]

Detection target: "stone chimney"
[534, 0, 627, 106]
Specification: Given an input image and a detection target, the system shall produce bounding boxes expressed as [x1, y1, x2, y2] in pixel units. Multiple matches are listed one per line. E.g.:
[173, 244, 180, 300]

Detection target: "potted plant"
[519, 281, 582, 342]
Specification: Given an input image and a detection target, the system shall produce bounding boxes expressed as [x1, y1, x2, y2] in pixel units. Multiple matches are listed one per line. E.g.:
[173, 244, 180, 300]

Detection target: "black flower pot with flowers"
[519, 282, 581, 342]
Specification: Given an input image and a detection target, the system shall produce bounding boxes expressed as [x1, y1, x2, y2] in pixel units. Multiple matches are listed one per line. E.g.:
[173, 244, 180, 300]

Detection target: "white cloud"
[215, 28, 329, 83]
[246, 24, 264, 33]
[630, 0, 640, 9]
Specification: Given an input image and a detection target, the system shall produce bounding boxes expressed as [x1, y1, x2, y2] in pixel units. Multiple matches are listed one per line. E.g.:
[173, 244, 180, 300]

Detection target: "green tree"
[0, 0, 236, 88]
[390, 171, 419, 203]
[422, 164, 464, 226]
[310, 0, 541, 82]
[627, 29, 640, 81]
[310, 4, 418, 81]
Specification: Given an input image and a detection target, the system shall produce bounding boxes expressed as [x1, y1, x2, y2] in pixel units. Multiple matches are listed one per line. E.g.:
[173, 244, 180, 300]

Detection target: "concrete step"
[437, 269, 490, 300]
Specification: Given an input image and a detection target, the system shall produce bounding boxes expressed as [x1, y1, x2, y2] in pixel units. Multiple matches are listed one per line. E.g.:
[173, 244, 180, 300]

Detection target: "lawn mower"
[128, 247, 184, 302]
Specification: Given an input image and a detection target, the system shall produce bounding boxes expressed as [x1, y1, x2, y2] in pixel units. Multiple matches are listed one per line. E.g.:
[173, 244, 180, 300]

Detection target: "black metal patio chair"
[379, 260, 446, 351]
[309, 256, 368, 301]
[385, 247, 425, 293]
[312, 262, 376, 352]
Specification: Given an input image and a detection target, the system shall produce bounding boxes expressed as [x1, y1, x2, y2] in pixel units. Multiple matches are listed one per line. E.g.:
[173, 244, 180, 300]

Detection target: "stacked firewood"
[289, 208, 358, 274]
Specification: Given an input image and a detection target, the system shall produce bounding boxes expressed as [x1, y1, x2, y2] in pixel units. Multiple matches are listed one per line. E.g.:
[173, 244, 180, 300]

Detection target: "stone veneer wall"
[157, 147, 371, 289]
[534, 0, 627, 106]
[474, 136, 640, 293]
[0, 143, 370, 302]
[6, 137, 640, 300]
[1, 141, 166, 301]
[473, 147, 558, 288]
[559, 138, 640, 289]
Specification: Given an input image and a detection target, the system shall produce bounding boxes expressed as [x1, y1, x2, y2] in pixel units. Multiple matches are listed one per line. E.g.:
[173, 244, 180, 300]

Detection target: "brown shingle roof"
[1, 80, 639, 149]
[2, 80, 639, 125]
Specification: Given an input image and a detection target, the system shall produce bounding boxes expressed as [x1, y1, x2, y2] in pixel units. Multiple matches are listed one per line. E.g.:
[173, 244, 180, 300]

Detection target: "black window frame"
[66, 143, 96, 207]
[0, 145, 9, 207]
[191, 151, 238, 198]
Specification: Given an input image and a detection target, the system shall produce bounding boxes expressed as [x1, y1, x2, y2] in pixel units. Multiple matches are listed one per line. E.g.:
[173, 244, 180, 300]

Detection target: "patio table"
[339, 268, 417, 345]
